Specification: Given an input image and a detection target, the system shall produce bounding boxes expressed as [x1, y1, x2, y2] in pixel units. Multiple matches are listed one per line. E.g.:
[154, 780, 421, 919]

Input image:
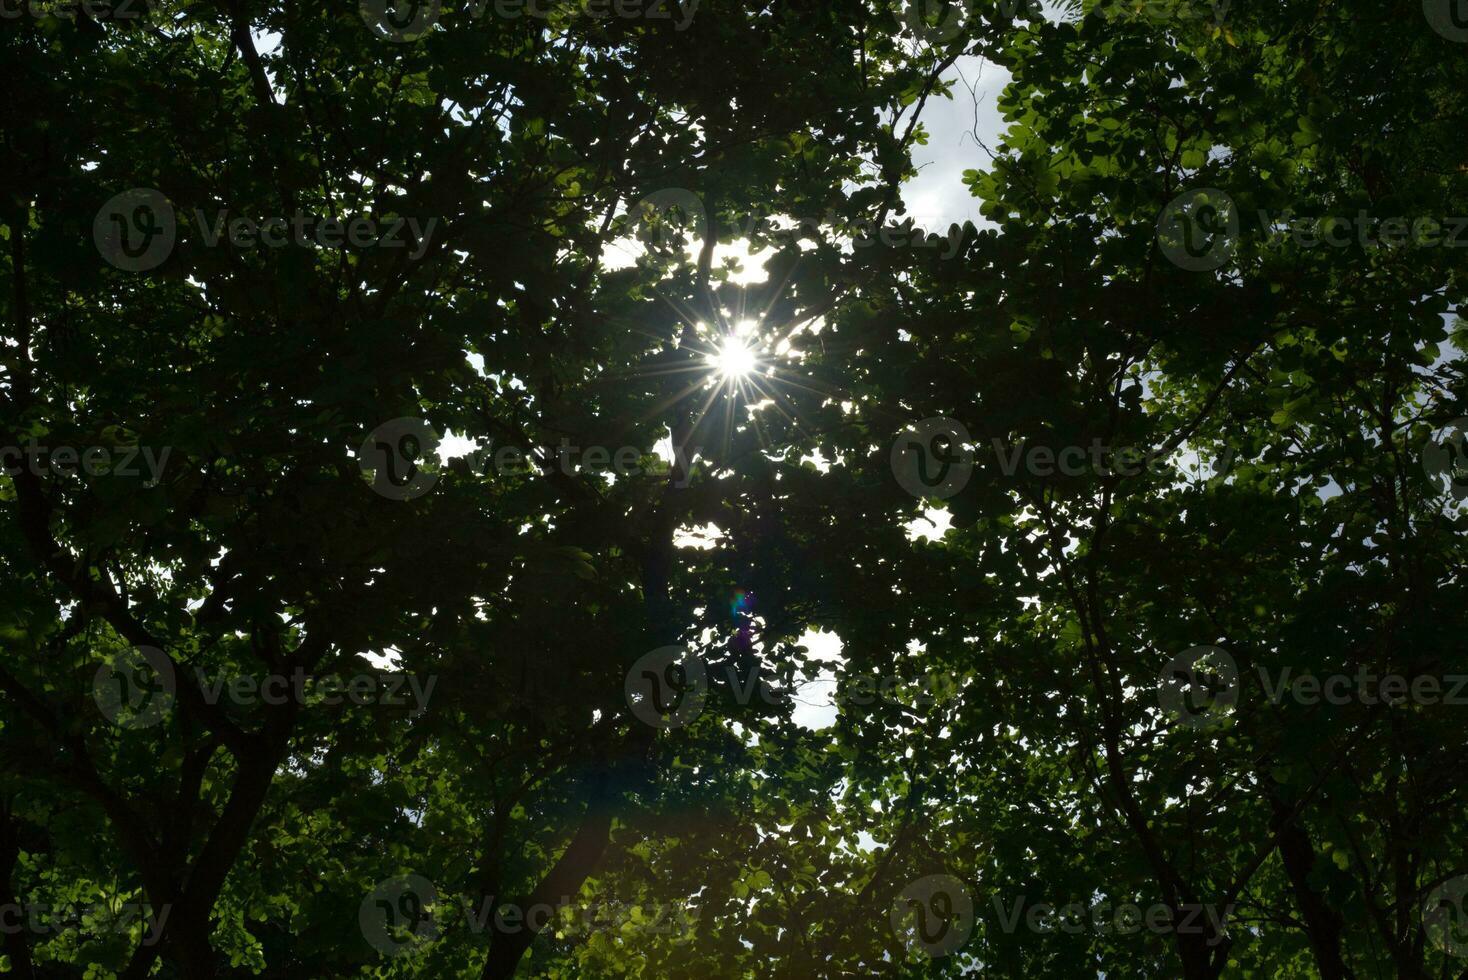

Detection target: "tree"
[2, 0, 1465, 977]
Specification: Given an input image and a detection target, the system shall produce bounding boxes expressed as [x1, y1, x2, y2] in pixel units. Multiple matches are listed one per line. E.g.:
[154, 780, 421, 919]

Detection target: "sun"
[709, 336, 758, 380]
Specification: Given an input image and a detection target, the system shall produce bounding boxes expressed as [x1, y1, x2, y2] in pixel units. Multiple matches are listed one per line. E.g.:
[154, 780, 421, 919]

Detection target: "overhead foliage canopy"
[1, 0, 1465, 977]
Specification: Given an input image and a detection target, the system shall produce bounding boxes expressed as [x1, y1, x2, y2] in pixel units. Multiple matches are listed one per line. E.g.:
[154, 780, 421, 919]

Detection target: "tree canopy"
[2, 0, 1466, 977]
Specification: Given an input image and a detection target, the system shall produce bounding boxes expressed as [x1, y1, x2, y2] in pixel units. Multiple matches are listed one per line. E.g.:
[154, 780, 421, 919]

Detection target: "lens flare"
[709, 337, 757, 379]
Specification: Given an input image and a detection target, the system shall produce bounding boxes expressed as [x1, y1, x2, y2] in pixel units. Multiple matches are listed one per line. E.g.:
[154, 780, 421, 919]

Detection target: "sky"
[898, 55, 1011, 235]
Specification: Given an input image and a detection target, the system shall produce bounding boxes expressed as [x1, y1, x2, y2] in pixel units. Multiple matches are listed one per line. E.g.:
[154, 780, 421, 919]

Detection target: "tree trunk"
[479, 794, 614, 980]
[0, 809, 35, 980]
[1270, 795, 1354, 980]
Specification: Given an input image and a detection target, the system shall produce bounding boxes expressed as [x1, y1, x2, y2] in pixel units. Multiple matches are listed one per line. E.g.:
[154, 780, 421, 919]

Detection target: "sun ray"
[709, 335, 758, 380]
[741, 372, 822, 446]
